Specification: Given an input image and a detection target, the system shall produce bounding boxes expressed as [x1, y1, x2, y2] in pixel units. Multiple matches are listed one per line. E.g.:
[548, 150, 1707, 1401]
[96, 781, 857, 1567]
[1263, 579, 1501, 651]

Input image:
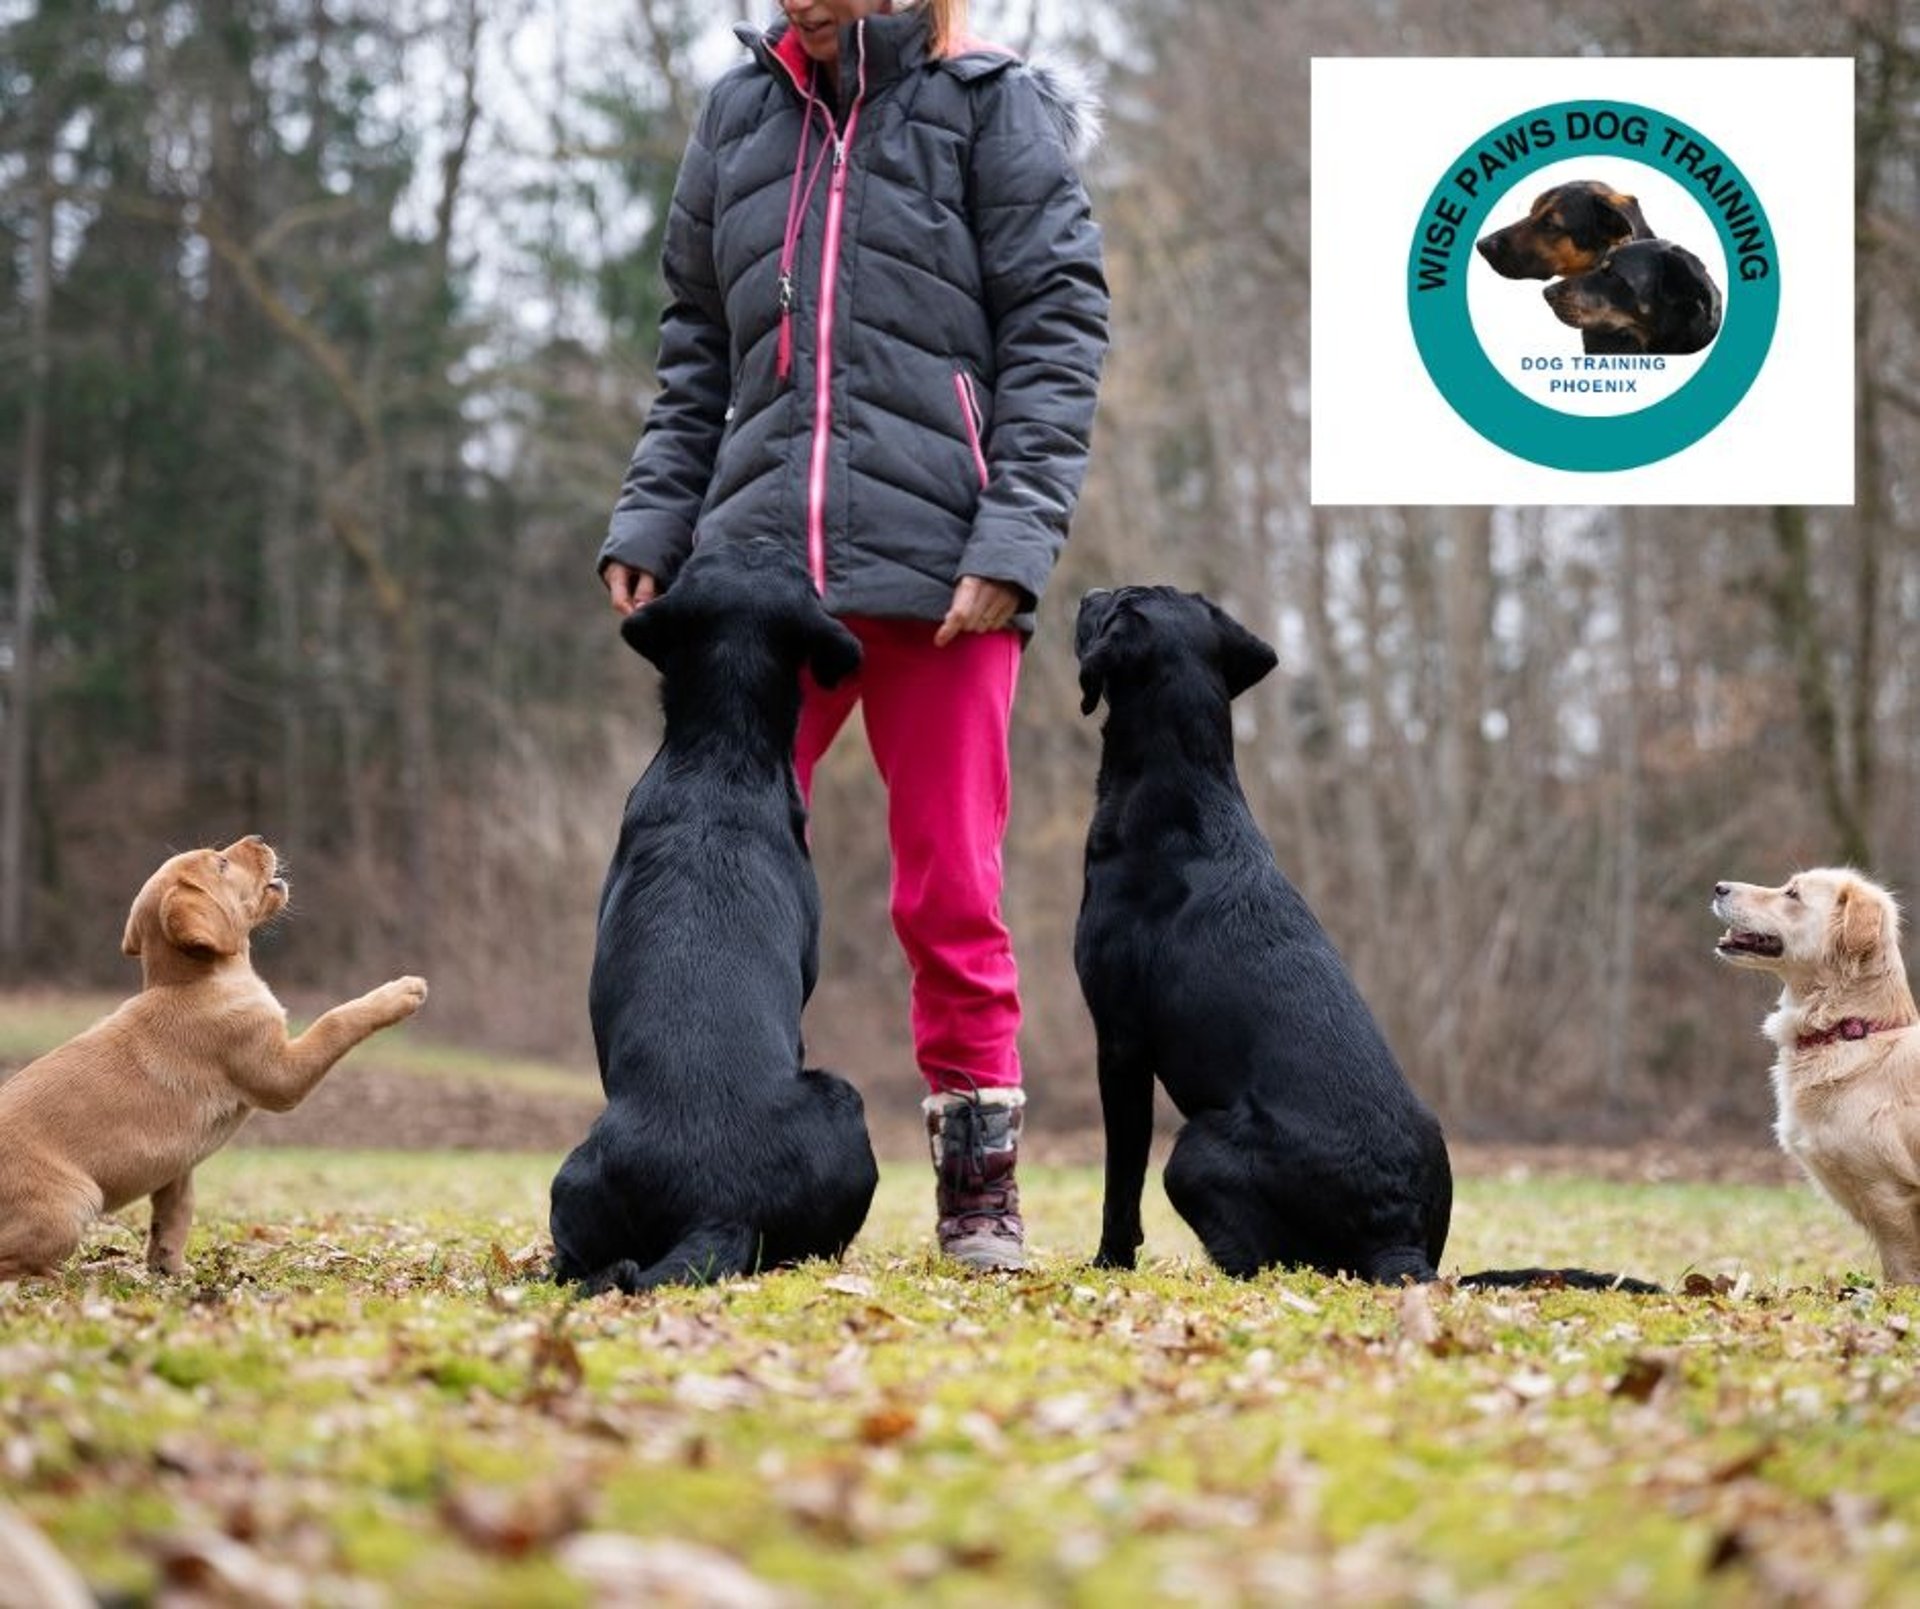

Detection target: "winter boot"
[924, 1084, 1027, 1272]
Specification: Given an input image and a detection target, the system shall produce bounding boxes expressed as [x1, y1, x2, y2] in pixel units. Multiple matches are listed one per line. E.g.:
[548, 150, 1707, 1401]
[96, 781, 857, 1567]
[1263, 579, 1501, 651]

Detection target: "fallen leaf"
[441, 1478, 592, 1558]
[858, 1405, 918, 1446]
[1610, 1352, 1676, 1404]
[1708, 1443, 1774, 1485]
[529, 1321, 585, 1398]
[0, 1503, 91, 1609]
[153, 1531, 306, 1608]
[1505, 1370, 1557, 1402]
[1704, 1525, 1750, 1573]
[557, 1533, 788, 1608]
[1397, 1284, 1440, 1350]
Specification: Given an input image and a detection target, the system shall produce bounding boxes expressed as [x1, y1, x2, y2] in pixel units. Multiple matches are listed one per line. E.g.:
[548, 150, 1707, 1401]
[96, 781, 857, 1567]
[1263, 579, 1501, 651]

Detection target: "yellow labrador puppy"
[0, 837, 426, 1280]
[1712, 868, 1920, 1283]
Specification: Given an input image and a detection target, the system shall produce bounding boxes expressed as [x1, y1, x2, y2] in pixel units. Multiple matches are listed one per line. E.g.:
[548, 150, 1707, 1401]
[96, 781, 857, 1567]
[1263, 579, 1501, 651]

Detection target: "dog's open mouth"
[1716, 928, 1784, 959]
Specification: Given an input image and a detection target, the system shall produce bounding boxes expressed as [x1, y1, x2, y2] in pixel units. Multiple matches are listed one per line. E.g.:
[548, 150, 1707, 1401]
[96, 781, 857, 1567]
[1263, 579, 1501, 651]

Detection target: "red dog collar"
[1796, 1017, 1906, 1051]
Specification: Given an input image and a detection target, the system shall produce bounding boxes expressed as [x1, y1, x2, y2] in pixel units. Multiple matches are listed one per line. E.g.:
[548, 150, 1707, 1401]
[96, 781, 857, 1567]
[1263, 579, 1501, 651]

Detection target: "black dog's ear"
[1209, 605, 1279, 700]
[1077, 652, 1109, 717]
[1662, 245, 1713, 311]
[1075, 589, 1119, 716]
[807, 615, 863, 690]
[1602, 190, 1650, 240]
[618, 588, 686, 667]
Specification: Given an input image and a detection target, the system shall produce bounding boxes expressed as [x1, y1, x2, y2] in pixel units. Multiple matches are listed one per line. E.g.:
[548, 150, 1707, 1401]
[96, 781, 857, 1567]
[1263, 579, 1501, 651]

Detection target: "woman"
[599, 0, 1108, 1270]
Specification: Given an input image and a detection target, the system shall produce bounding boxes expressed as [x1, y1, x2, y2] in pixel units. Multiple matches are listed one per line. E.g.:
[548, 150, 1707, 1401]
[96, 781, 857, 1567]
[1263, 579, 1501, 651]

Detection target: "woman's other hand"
[936, 576, 1022, 646]
[604, 562, 660, 616]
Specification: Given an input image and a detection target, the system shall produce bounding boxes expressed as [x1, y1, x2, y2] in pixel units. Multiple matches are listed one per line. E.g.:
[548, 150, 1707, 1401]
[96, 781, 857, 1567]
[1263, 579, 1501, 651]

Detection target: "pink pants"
[795, 617, 1023, 1093]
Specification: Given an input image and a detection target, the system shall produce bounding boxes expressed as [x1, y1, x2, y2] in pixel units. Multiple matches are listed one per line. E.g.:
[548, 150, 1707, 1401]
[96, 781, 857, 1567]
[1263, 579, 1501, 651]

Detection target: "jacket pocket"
[952, 369, 989, 491]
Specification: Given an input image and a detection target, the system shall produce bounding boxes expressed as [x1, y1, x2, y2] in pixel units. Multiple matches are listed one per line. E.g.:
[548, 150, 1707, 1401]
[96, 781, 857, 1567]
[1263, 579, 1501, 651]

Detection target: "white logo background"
[1310, 57, 1854, 506]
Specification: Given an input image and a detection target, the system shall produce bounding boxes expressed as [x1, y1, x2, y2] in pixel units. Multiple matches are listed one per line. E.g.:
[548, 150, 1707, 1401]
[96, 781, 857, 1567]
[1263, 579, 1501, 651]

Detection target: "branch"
[635, 0, 695, 145]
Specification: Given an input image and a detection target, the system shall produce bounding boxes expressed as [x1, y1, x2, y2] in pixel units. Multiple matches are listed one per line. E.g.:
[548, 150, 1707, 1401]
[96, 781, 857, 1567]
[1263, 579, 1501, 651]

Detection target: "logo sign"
[1407, 101, 1777, 472]
[1309, 58, 1850, 507]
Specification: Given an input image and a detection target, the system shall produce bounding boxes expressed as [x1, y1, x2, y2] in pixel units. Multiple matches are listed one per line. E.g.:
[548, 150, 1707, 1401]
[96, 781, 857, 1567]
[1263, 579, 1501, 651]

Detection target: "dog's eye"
[1784, 887, 1801, 902]
[217, 856, 230, 873]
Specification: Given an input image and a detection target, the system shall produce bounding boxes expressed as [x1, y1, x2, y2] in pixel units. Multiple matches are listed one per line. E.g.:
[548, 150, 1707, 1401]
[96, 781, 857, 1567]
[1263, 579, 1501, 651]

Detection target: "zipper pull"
[777, 273, 794, 383]
[777, 272, 795, 382]
[833, 140, 846, 170]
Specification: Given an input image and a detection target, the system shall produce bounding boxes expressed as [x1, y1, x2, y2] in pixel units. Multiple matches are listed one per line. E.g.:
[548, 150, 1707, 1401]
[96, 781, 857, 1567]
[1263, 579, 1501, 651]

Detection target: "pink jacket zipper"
[804, 32, 866, 596]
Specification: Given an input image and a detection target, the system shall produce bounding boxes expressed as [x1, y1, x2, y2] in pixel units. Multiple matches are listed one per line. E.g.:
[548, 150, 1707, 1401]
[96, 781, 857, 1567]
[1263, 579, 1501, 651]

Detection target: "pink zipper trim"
[954, 371, 988, 489]
[777, 86, 834, 384]
[804, 26, 866, 596]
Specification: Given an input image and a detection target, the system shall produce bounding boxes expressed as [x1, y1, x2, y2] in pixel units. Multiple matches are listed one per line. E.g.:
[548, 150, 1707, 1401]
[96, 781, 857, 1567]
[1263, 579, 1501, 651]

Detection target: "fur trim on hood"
[1024, 55, 1104, 164]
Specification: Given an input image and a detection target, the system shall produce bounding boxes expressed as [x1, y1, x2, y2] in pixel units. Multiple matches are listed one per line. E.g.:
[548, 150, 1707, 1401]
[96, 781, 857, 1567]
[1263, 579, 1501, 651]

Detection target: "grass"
[2, 1151, 1916, 1606]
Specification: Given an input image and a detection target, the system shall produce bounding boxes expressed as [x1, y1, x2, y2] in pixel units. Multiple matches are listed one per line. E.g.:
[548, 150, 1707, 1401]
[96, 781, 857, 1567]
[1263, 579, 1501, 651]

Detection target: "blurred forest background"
[2, 0, 1916, 1142]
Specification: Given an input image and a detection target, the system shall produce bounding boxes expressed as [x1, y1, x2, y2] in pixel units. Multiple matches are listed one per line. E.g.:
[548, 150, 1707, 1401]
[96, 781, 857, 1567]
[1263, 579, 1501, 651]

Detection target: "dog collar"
[1795, 1016, 1907, 1051]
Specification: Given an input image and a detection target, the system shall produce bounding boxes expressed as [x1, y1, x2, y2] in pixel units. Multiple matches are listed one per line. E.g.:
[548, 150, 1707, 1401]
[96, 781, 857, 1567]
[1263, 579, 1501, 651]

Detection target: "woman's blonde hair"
[909, 0, 970, 56]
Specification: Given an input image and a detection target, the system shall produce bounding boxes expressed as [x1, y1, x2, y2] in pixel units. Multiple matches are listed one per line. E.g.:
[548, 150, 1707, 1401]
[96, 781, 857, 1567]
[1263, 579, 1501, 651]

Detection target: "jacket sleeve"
[961, 68, 1110, 609]
[598, 96, 730, 586]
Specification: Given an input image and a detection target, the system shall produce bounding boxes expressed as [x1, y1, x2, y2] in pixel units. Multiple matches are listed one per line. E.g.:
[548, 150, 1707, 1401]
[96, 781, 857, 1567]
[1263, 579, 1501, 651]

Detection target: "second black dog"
[1073, 586, 1453, 1284]
[550, 538, 879, 1295]
[1073, 587, 1658, 1293]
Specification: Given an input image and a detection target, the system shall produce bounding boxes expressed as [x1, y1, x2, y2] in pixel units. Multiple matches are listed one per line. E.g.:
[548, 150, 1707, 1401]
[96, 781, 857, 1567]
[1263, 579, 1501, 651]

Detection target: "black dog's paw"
[1090, 1245, 1138, 1272]
[564, 1258, 646, 1298]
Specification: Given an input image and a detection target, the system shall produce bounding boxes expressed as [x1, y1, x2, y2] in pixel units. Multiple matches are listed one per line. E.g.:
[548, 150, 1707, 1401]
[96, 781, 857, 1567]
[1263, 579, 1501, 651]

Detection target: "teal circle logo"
[1408, 101, 1778, 471]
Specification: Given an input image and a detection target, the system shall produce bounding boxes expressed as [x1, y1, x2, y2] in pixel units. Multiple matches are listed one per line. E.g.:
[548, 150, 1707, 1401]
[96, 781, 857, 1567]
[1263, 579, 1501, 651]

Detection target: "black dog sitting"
[1073, 587, 1656, 1292]
[1074, 586, 1454, 1284]
[1545, 238, 1723, 355]
[550, 538, 879, 1295]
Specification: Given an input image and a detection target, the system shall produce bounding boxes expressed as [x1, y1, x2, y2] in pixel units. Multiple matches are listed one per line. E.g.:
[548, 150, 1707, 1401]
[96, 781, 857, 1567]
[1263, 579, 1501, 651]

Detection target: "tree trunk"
[2, 158, 54, 962]
[1602, 516, 1643, 1114]
[1768, 506, 1871, 866]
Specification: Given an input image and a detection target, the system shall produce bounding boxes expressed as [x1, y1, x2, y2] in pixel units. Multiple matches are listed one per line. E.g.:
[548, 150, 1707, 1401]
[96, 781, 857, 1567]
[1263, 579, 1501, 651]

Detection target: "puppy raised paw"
[367, 976, 430, 1024]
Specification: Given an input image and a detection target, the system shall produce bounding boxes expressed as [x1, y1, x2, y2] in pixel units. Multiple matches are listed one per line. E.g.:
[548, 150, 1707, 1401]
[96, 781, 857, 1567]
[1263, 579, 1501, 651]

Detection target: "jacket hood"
[737, 14, 1103, 165]
[1019, 56, 1103, 165]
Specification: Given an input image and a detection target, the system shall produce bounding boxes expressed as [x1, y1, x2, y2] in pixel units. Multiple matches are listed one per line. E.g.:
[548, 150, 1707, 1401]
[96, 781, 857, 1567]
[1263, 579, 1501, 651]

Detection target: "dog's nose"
[1714, 883, 1730, 899]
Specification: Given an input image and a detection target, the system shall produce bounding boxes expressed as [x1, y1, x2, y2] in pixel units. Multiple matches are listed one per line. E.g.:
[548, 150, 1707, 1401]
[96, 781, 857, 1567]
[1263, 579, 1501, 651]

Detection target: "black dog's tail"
[556, 1222, 762, 1297]
[1458, 1266, 1662, 1295]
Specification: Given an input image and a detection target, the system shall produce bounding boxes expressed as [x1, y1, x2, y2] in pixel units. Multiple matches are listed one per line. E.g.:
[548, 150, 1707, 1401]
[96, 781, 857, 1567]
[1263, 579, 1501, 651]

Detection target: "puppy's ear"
[807, 615, 862, 690]
[1833, 881, 1889, 963]
[1603, 191, 1649, 239]
[160, 884, 241, 959]
[122, 903, 146, 958]
[618, 589, 685, 668]
[1210, 607, 1279, 701]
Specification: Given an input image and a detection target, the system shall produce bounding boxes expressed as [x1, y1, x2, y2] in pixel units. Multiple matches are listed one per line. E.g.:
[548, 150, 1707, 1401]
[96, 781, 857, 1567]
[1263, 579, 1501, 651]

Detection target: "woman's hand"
[936, 576, 1022, 646]
[604, 562, 660, 616]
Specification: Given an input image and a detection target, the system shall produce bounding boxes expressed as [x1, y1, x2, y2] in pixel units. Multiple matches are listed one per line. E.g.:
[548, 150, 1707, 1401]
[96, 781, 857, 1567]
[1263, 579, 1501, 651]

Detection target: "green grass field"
[2, 1149, 1916, 1606]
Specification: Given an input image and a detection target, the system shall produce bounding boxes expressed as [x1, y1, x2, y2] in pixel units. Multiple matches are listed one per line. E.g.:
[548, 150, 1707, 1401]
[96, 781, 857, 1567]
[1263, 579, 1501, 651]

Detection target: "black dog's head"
[1075, 586, 1278, 717]
[1543, 239, 1723, 355]
[1475, 180, 1652, 281]
[620, 537, 862, 690]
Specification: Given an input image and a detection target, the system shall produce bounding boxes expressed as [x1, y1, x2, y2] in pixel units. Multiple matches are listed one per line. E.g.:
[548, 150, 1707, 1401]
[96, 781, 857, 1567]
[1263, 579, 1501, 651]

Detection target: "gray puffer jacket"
[600, 10, 1110, 631]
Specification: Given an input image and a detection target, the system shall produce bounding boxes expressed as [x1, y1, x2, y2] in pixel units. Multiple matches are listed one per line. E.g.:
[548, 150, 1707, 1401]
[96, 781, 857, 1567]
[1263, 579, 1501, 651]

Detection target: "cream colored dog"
[0, 837, 426, 1280]
[1712, 867, 1920, 1284]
